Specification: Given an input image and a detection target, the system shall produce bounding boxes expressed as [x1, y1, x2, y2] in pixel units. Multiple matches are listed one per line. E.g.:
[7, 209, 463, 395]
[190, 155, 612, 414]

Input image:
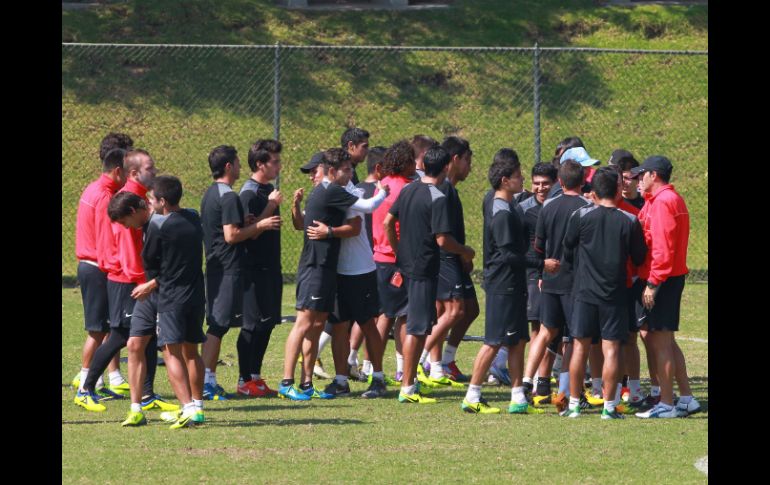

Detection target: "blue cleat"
[301, 385, 335, 400]
[203, 383, 229, 401]
[489, 365, 512, 386]
[95, 387, 124, 401]
[277, 383, 311, 401]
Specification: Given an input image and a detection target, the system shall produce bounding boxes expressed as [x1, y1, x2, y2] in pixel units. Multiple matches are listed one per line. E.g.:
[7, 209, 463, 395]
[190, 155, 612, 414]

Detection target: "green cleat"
[559, 406, 581, 418]
[141, 394, 180, 412]
[121, 411, 147, 427]
[367, 374, 402, 388]
[428, 375, 466, 389]
[169, 413, 193, 430]
[74, 390, 106, 412]
[398, 391, 437, 404]
[508, 402, 545, 414]
[71, 373, 80, 389]
[190, 411, 205, 425]
[160, 410, 182, 423]
[601, 408, 625, 420]
[462, 398, 501, 414]
[108, 382, 131, 398]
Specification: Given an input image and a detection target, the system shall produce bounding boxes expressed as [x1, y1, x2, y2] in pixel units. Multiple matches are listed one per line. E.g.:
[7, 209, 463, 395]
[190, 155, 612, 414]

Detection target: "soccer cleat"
[160, 410, 182, 423]
[369, 374, 401, 388]
[615, 403, 635, 415]
[427, 375, 466, 389]
[74, 390, 107, 412]
[584, 390, 604, 407]
[394, 371, 403, 383]
[552, 392, 568, 413]
[601, 408, 625, 420]
[121, 411, 147, 427]
[417, 363, 427, 379]
[323, 380, 351, 397]
[398, 391, 437, 404]
[559, 406, 581, 418]
[414, 381, 433, 395]
[361, 378, 387, 399]
[203, 383, 229, 401]
[489, 366, 512, 386]
[643, 394, 661, 408]
[348, 364, 367, 383]
[301, 385, 335, 400]
[422, 361, 431, 375]
[627, 394, 647, 408]
[675, 398, 702, 417]
[237, 380, 263, 397]
[252, 378, 278, 397]
[486, 373, 500, 386]
[108, 382, 131, 398]
[533, 393, 556, 407]
[444, 361, 470, 382]
[579, 395, 592, 410]
[635, 403, 679, 419]
[277, 384, 311, 401]
[95, 387, 124, 401]
[169, 413, 193, 430]
[313, 358, 332, 380]
[190, 411, 205, 425]
[71, 373, 80, 389]
[621, 386, 631, 402]
[141, 394, 180, 412]
[508, 402, 545, 414]
[462, 398, 501, 414]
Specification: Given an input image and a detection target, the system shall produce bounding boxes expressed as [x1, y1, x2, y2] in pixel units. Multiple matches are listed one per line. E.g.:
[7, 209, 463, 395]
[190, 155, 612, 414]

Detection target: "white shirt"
[337, 181, 376, 276]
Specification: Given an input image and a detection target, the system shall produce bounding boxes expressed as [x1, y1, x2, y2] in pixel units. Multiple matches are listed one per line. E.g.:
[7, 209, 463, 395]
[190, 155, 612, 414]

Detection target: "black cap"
[630, 155, 673, 178]
[300, 151, 324, 174]
[608, 149, 637, 166]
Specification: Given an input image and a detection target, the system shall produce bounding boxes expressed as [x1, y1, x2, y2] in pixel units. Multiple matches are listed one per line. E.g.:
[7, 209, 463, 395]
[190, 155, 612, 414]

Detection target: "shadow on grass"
[208, 417, 365, 427]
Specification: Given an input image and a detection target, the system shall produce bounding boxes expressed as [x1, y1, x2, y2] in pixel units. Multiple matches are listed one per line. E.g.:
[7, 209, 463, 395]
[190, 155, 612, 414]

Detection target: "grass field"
[62, 283, 708, 483]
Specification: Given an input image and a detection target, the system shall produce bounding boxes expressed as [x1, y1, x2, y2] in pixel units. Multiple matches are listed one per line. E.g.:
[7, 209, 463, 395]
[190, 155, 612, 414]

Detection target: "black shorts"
[77, 261, 109, 332]
[627, 278, 646, 333]
[405, 276, 437, 336]
[485, 291, 529, 346]
[243, 266, 283, 331]
[639, 275, 686, 332]
[295, 265, 336, 313]
[107, 280, 137, 329]
[334, 271, 380, 325]
[205, 270, 244, 330]
[526, 280, 542, 322]
[157, 303, 206, 347]
[461, 271, 477, 300]
[375, 262, 408, 318]
[570, 299, 628, 342]
[437, 257, 464, 301]
[540, 292, 573, 342]
[130, 291, 158, 338]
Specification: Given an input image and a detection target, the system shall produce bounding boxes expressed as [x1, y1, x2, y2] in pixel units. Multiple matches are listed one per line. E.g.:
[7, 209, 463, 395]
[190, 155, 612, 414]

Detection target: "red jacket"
[76, 174, 122, 264]
[618, 199, 641, 288]
[107, 179, 149, 284]
[637, 184, 689, 285]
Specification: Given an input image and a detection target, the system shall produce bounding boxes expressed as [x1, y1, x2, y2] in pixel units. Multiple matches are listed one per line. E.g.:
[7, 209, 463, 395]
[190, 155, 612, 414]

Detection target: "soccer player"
[384, 146, 475, 404]
[72, 138, 128, 400]
[341, 127, 370, 185]
[411, 134, 437, 179]
[546, 136, 584, 199]
[200, 145, 275, 400]
[237, 139, 283, 398]
[561, 167, 647, 419]
[630, 156, 701, 418]
[617, 153, 645, 211]
[278, 148, 388, 400]
[461, 151, 544, 415]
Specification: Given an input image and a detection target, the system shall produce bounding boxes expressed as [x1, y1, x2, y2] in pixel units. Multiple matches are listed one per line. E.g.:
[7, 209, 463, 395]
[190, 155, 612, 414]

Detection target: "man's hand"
[257, 215, 282, 231]
[269, 189, 283, 205]
[376, 181, 390, 196]
[642, 286, 657, 310]
[131, 280, 157, 301]
[293, 188, 304, 205]
[460, 245, 475, 263]
[461, 259, 473, 274]
[245, 214, 258, 226]
[543, 258, 560, 274]
[306, 220, 330, 240]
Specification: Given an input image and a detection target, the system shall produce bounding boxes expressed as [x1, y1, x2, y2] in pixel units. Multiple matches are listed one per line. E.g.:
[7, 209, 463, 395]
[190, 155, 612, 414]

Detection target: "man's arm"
[646, 200, 677, 286]
[306, 216, 361, 240]
[291, 188, 304, 231]
[435, 233, 474, 262]
[629, 218, 648, 267]
[562, 210, 580, 265]
[384, 213, 399, 256]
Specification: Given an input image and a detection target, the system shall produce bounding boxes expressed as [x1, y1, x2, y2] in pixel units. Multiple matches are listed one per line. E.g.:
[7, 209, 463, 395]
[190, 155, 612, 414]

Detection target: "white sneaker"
[160, 410, 182, 423]
[675, 397, 701, 417]
[486, 373, 500, 386]
[313, 359, 332, 379]
[635, 403, 679, 419]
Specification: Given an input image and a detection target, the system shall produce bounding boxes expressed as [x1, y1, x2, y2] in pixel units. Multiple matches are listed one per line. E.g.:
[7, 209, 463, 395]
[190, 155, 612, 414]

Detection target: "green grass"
[62, 283, 708, 483]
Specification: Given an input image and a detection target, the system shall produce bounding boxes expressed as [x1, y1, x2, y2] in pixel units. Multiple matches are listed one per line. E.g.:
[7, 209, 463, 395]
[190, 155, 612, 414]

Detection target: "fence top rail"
[62, 43, 708, 56]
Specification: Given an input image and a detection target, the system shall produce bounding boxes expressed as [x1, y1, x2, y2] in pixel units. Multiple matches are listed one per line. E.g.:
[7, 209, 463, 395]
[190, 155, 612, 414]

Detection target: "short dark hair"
[208, 145, 238, 179]
[102, 148, 127, 173]
[488, 154, 521, 191]
[411, 135, 437, 155]
[592, 167, 619, 200]
[341, 127, 370, 148]
[247, 139, 282, 172]
[654, 168, 671, 183]
[322, 147, 351, 174]
[558, 160, 584, 190]
[150, 175, 183, 206]
[423, 146, 451, 177]
[617, 157, 640, 173]
[532, 162, 558, 181]
[552, 136, 584, 166]
[107, 191, 146, 222]
[382, 140, 415, 177]
[441, 136, 471, 159]
[367, 146, 387, 174]
[100, 132, 133, 162]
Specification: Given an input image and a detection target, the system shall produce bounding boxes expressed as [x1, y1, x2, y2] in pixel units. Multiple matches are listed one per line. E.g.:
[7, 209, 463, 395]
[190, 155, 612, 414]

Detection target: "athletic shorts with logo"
[130, 291, 158, 338]
[485, 291, 529, 346]
[77, 261, 109, 332]
[375, 262, 408, 318]
[437, 257, 464, 301]
[540, 291, 573, 342]
[295, 264, 337, 313]
[332, 271, 380, 325]
[461, 271, 476, 300]
[107, 280, 137, 329]
[157, 303, 206, 347]
[243, 266, 283, 331]
[205, 270, 244, 330]
[405, 276, 437, 336]
[627, 278, 645, 333]
[638, 275, 686, 332]
[570, 299, 628, 341]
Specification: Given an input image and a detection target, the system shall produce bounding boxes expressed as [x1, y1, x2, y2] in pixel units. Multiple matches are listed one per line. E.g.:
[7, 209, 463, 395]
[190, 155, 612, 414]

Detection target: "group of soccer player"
[71, 128, 701, 428]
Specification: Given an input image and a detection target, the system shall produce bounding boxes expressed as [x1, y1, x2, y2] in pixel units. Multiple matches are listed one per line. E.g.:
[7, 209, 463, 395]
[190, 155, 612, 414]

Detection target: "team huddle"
[71, 129, 701, 428]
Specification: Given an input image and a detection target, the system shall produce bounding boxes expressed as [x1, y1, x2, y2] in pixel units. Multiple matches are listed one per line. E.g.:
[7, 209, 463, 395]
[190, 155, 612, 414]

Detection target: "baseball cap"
[300, 151, 324, 173]
[630, 155, 673, 178]
[607, 149, 637, 166]
[560, 147, 600, 167]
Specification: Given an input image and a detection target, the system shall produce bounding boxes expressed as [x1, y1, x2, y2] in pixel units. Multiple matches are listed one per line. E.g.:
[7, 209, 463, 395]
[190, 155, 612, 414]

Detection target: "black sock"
[236, 328, 256, 383]
[143, 335, 158, 397]
[83, 327, 130, 391]
[536, 377, 551, 396]
[299, 381, 313, 390]
[523, 381, 534, 393]
[281, 378, 294, 387]
[622, 375, 629, 386]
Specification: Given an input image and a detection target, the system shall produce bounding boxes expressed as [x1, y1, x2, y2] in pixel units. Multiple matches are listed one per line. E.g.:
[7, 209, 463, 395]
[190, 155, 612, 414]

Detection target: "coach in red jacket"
[631, 156, 701, 419]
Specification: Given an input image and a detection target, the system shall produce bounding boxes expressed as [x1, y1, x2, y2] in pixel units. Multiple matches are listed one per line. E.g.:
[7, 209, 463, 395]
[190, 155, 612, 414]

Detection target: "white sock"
[205, 369, 216, 386]
[347, 349, 359, 367]
[511, 386, 527, 405]
[592, 378, 603, 396]
[334, 375, 349, 386]
[109, 370, 126, 386]
[396, 352, 404, 373]
[193, 399, 204, 411]
[493, 347, 508, 368]
[182, 402, 196, 417]
[678, 395, 693, 404]
[251, 373, 261, 381]
[130, 403, 142, 413]
[318, 331, 332, 354]
[553, 353, 563, 374]
[418, 349, 430, 366]
[558, 372, 570, 395]
[442, 344, 458, 364]
[604, 399, 616, 412]
[569, 396, 580, 409]
[465, 384, 482, 403]
[629, 379, 642, 398]
[96, 375, 105, 389]
[651, 385, 661, 397]
[429, 360, 444, 379]
[523, 376, 533, 385]
[372, 371, 384, 382]
[79, 368, 89, 392]
[362, 360, 373, 376]
[402, 383, 416, 395]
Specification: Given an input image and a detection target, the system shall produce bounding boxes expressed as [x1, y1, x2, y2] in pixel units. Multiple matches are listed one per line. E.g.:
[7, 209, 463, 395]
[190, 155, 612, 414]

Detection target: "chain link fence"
[62, 44, 707, 282]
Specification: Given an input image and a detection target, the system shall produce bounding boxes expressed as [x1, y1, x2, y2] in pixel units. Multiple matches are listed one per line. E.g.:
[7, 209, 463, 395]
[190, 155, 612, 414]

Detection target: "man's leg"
[182, 342, 205, 404]
[672, 339, 693, 397]
[82, 327, 130, 393]
[424, 298, 463, 380]
[588, 342, 605, 401]
[645, 330, 676, 406]
[601, 339, 622, 413]
[282, 308, 316, 381]
[402, 333, 427, 393]
[444, 295, 479, 380]
[127, 335, 152, 405]
[567, 338, 591, 413]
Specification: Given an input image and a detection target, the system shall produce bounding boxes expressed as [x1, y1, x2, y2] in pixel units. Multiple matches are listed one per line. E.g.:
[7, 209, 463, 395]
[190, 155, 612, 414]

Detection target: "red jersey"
[372, 174, 412, 264]
[637, 184, 689, 285]
[618, 198, 641, 288]
[75, 174, 122, 267]
[107, 178, 149, 284]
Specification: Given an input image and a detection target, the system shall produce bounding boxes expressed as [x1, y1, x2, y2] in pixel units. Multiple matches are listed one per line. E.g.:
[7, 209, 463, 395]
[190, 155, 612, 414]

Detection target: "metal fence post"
[533, 43, 541, 165]
[274, 42, 282, 188]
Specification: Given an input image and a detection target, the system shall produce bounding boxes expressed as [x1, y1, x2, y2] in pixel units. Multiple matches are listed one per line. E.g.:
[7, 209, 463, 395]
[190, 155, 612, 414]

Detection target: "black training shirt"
[437, 179, 466, 259]
[518, 195, 545, 281]
[624, 196, 645, 211]
[563, 205, 647, 304]
[482, 190, 542, 278]
[389, 181, 451, 279]
[355, 180, 376, 250]
[482, 197, 528, 294]
[201, 182, 245, 273]
[143, 210, 205, 312]
[240, 179, 281, 270]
